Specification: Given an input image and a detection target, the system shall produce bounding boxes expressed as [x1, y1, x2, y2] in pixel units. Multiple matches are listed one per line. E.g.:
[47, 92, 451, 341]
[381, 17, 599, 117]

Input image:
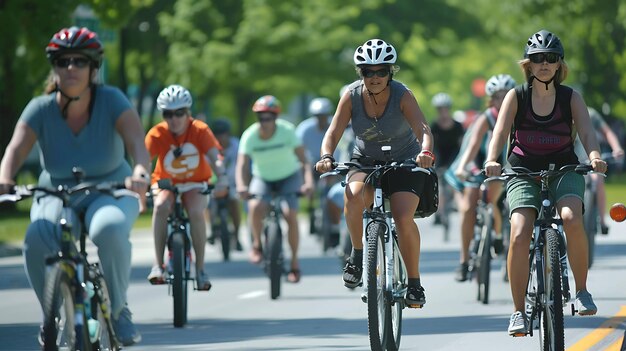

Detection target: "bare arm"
[400, 90, 434, 167]
[0, 121, 37, 192]
[235, 153, 252, 198]
[116, 109, 151, 210]
[455, 116, 489, 176]
[571, 92, 607, 173]
[599, 123, 624, 157]
[295, 145, 314, 195]
[484, 89, 517, 177]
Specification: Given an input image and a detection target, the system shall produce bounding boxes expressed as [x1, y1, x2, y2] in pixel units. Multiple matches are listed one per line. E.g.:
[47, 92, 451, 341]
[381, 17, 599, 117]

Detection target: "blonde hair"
[43, 67, 100, 94]
[518, 58, 569, 85]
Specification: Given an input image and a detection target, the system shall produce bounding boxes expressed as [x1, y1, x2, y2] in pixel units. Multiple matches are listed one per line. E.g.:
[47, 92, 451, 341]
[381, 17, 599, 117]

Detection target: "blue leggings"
[24, 193, 139, 318]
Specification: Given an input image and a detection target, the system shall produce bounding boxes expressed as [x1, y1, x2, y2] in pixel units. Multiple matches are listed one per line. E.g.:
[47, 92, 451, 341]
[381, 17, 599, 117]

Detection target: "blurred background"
[1, 0, 625, 152]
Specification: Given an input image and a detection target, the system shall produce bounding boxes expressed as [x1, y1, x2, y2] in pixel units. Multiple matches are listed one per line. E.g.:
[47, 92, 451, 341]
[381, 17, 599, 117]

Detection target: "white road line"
[238, 290, 266, 299]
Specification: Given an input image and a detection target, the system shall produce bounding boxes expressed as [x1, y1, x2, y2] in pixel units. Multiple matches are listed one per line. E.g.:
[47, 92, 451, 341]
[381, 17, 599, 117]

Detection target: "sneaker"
[493, 236, 504, 255]
[508, 311, 529, 336]
[196, 270, 212, 291]
[235, 239, 243, 251]
[147, 265, 165, 285]
[342, 259, 362, 289]
[405, 285, 426, 308]
[601, 224, 609, 235]
[112, 305, 141, 346]
[249, 246, 262, 264]
[575, 290, 598, 315]
[455, 262, 469, 282]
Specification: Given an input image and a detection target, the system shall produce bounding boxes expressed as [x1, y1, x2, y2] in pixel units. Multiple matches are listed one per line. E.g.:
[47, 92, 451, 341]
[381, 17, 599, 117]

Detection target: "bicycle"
[0, 169, 136, 351]
[208, 192, 234, 261]
[149, 179, 212, 328]
[582, 152, 613, 268]
[467, 177, 506, 304]
[321, 153, 432, 351]
[496, 163, 593, 350]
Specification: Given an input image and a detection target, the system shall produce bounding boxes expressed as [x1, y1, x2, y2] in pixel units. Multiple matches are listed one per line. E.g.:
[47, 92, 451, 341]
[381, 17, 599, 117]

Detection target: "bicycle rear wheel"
[477, 207, 493, 304]
[218, 207, 231, 261]
[89, 266, 120, 351]
[266, 218, 283, 299]
[43, 262, 91, 351]
[366, 221, 387, 351]
[171, 232, 188, 327]
[540, 229, 565, 351]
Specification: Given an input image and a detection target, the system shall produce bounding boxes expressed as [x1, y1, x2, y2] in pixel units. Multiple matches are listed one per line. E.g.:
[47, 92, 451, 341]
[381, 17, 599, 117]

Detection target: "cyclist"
[235, 95, 314, 283]
[0, 26, 149, 346]
[209, 118, 243, 250]
[574, 107, 625, 234]
[483, 29, 605, 335]
[296, 97, 337, 242]
[316, 38, 435, 307]
[446, 74, 516, 281]
[145, 84, 227, 291]
[430, 93, 464, 225]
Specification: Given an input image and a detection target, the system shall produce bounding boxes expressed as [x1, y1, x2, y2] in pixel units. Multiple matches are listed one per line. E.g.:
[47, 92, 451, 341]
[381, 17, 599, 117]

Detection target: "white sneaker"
[508, 311, 529, 336]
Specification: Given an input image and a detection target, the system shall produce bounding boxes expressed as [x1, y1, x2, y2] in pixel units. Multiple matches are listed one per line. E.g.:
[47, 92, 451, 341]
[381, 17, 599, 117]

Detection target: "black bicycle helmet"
[46, 26, 104, 67]
[524, 29, 564, 59]
[211, 119, 232, 135]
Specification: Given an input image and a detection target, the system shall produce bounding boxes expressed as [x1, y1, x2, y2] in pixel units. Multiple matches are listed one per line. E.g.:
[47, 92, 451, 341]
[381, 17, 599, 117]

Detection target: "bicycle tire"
[540, 229, 565, 351]
[385, 237, 403, 351]
[477, 206, 493, 304]
[171, 232, 188, 327]
[218, 207, 231, 261]
[43, 262, 91, 351]
[267, 217, 283, 299]
[89, 266, 120, 351]
[366, 220, 387, 351]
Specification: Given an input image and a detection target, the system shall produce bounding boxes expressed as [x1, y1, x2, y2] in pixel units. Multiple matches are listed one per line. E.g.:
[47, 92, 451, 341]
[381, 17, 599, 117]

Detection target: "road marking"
[603, 335, 624, 351]
[567, 306, 626, 351]
[238, 290, 265, 299]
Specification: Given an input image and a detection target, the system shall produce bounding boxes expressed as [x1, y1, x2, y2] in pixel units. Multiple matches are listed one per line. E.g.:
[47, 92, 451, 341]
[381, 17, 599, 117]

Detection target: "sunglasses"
[162, 109, 187, 119]
[361, 68, 390, 78]
[257, 113, 276, 123]
[529, 52, 560, 64]
[54, 57, 91, 69]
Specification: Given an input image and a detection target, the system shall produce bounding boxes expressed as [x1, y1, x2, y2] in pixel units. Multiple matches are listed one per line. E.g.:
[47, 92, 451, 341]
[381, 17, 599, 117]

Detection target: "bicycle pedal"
[571, 303, 578, 316]
[511, 332, 528, 338]
[406, 303, 424, 309]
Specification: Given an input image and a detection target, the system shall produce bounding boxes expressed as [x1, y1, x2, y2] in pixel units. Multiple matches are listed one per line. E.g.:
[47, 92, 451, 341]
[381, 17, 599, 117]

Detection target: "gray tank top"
[349, 80, 421, 162]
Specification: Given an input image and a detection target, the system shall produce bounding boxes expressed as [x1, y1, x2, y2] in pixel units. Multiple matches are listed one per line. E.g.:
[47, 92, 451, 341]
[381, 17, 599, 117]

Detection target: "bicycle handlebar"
[487, 163, 594, 182]
[319, 160, 432, 179]
[148, 180, 213, 197]
[0, 182, 138, 204]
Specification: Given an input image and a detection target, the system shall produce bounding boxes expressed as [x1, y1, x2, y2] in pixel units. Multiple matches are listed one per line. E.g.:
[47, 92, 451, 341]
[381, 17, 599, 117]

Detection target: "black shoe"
[328, 232, 340, 248]
[405, 285, 426, 308]
[342, 259, 362, 289]
[455, 262, 469, 282]
[207, 234, 216, 245]
[493, 236, 504, 255]
[235, 240, 243, 251]
[601, 224, 609, 235]
[433, 214, 442, 225]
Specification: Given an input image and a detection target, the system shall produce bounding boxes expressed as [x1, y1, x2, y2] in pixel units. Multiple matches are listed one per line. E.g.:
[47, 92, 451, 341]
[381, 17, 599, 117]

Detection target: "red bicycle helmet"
[252, 95, 281, 114]
[46, 27, 104, 67]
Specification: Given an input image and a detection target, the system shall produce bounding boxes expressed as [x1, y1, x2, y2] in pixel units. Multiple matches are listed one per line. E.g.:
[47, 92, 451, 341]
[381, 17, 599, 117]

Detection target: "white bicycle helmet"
[157, 85, 193, 111]
[485, 74, 516, 97]
[431, 92, 452, 108]
[309, 97, 333, 116]
[353, 39, 397, 66]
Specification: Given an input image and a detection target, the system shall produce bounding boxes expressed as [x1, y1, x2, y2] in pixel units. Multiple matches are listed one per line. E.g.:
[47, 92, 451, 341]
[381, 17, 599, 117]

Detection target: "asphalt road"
[0, 213, 624, 350]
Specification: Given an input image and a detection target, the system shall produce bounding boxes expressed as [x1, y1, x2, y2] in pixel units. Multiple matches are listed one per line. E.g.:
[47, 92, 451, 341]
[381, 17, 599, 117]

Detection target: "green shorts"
[505, 171, 584, 216]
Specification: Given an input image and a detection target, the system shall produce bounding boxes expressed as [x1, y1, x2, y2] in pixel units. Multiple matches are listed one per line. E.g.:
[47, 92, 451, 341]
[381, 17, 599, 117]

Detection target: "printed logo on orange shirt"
[164, 143, 200, 179]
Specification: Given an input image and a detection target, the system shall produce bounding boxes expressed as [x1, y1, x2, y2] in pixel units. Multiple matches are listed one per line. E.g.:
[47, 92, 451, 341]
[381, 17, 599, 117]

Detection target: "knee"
[91, 222, 130, 253]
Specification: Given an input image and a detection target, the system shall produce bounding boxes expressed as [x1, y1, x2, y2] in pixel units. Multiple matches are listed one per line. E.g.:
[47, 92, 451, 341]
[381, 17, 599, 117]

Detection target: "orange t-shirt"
[145, 118, 221, 184]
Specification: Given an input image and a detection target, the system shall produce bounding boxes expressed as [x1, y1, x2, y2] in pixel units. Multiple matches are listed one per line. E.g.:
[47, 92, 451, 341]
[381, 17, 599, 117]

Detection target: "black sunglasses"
[54, 57, 91, 69]
[361, 68, 390, 78]
[162, 109, 187, 119]
[257, 112, 276, 123]
[529, 52, 560, 64]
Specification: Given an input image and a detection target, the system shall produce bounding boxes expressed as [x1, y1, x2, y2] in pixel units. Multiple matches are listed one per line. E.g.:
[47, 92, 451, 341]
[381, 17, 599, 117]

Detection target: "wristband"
[320, 154, 335, 163]
[420, 150, 435, 160]
[590, 158, 603, 163]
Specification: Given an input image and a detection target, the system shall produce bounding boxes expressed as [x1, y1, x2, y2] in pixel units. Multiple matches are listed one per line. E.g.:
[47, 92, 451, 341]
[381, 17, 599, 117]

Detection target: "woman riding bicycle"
[446, 74, 516, 282]
[145, 84, 228, 290]
[235, 95, 314, 283]
[0, 26, 149, 346]
[316, 38, 434, 307]
[483, 29, 606, 336]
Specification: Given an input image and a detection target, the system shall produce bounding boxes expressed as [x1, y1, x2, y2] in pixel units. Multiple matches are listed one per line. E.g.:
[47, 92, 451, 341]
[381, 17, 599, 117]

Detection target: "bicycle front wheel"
[266, 218, 283, 299]
[171, 232, 188, 327]
[477, 207, 493, 304]
[43, 262, 91, 351]
[218, 208, 231, 261]
[540, 229, 565, 351]
[366, 221, 387, 351]
[385, 238, 403, 351]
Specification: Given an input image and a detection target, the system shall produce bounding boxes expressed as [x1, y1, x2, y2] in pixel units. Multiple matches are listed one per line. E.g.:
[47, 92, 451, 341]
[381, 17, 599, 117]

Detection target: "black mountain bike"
[322, 153, 431, 351]
[0, 169, 135, 351]
[150, 179, 212, 327]
[498, 164, 593, 351]
[208, 193, 233, 261]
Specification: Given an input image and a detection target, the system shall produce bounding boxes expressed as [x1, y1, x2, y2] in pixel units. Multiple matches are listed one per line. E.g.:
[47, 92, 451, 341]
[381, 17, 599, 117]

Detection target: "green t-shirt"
[239, 119, 301, 181]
